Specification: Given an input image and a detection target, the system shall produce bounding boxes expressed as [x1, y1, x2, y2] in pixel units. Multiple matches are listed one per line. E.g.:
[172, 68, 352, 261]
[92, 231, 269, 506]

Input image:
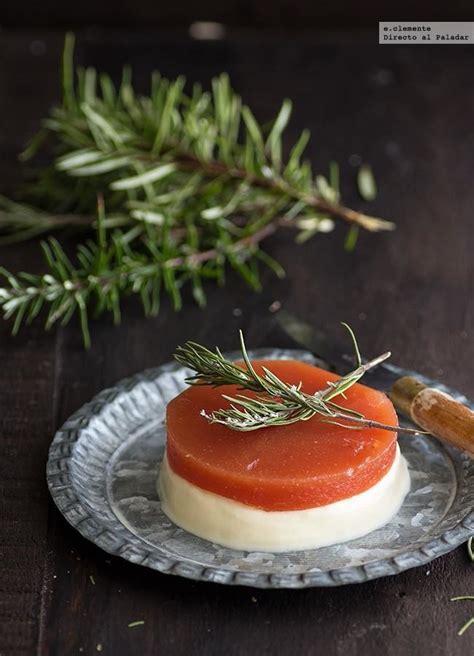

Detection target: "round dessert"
[159, 359, 410, 551]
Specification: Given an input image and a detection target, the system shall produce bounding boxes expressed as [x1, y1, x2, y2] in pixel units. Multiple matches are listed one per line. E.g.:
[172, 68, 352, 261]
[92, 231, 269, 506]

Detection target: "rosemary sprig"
[450, 538, 474, 637]
[451, 594, 474, 636]
[7, 34, 393, 240]
[174, 328, 421, 433]
[0, 34, 394, 347]
[0, 197, 288, 349]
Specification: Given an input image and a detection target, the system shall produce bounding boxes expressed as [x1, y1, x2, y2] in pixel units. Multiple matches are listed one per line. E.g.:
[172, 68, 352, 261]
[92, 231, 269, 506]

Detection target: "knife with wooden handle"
[389, 377, 474, 457]
[276, 311, 474, 457]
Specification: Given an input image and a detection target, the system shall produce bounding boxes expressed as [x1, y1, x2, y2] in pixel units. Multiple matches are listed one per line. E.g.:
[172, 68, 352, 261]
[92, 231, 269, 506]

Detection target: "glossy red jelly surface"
[166, 360, 398, 511]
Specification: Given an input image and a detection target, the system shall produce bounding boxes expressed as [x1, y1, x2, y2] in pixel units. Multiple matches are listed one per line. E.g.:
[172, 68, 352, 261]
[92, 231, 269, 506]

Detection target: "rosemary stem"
[174, 153, 394, 232]
[45, 214, 94, 226]
[1, 222, 279, 303]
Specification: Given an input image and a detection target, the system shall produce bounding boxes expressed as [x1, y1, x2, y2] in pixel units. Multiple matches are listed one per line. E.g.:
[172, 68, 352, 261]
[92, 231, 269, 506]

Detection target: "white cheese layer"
[158, 445, 410, 552]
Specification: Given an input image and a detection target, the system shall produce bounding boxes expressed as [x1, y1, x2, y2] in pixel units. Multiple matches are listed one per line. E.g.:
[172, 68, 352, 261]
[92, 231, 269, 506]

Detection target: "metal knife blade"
[276, 311, 400, 392]
[276, 312, 474, 454]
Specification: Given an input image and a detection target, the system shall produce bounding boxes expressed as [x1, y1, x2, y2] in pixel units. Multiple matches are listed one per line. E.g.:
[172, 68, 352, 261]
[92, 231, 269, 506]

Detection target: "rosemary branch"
[174, 328, 421, 433]
[5, 32, 392, 240]
[0, 198, 285, 348]
[0, 34, 394, 347]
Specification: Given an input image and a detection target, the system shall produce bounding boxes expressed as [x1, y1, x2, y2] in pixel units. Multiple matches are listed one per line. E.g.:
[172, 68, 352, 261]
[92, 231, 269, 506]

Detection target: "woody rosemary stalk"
[174, 328, 422, 434]
[0, 34, 393, 347]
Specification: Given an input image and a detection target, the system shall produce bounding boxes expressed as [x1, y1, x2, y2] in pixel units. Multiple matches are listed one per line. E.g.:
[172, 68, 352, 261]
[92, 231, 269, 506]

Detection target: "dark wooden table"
[1, 29, 473, 656]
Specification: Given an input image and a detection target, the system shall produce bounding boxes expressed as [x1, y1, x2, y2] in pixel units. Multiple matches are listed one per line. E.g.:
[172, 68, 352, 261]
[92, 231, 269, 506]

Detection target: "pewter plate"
[47, 349, 474, 588]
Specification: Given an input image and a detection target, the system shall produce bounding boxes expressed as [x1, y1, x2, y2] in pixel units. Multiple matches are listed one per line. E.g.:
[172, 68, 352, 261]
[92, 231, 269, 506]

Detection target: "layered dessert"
[159, 359, 410, 552]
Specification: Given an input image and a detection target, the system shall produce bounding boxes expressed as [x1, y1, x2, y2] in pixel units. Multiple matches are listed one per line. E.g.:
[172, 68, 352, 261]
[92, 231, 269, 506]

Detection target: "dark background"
[0, 1, 474, 28]
[0, 5, 474, 656]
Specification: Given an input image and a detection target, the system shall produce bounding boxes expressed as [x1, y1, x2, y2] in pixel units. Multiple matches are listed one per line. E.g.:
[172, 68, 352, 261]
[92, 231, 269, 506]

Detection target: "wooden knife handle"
[389, 376, 474, 457]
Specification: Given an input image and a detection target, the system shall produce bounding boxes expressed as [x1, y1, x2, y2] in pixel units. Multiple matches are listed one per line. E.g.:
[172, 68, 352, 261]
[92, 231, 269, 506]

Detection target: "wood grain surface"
[0, 29, 473, 656]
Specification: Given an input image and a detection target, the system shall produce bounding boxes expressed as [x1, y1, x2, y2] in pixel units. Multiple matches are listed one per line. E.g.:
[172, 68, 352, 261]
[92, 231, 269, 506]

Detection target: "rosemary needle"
[451, 596, 474, 601]
[450, 539, 474, 637]
[458, 618, 474, 636]
[358, 165, 378, 202]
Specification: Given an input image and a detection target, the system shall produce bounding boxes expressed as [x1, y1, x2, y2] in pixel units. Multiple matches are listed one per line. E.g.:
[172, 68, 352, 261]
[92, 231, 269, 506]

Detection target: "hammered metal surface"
[47, 349, 474, 588]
